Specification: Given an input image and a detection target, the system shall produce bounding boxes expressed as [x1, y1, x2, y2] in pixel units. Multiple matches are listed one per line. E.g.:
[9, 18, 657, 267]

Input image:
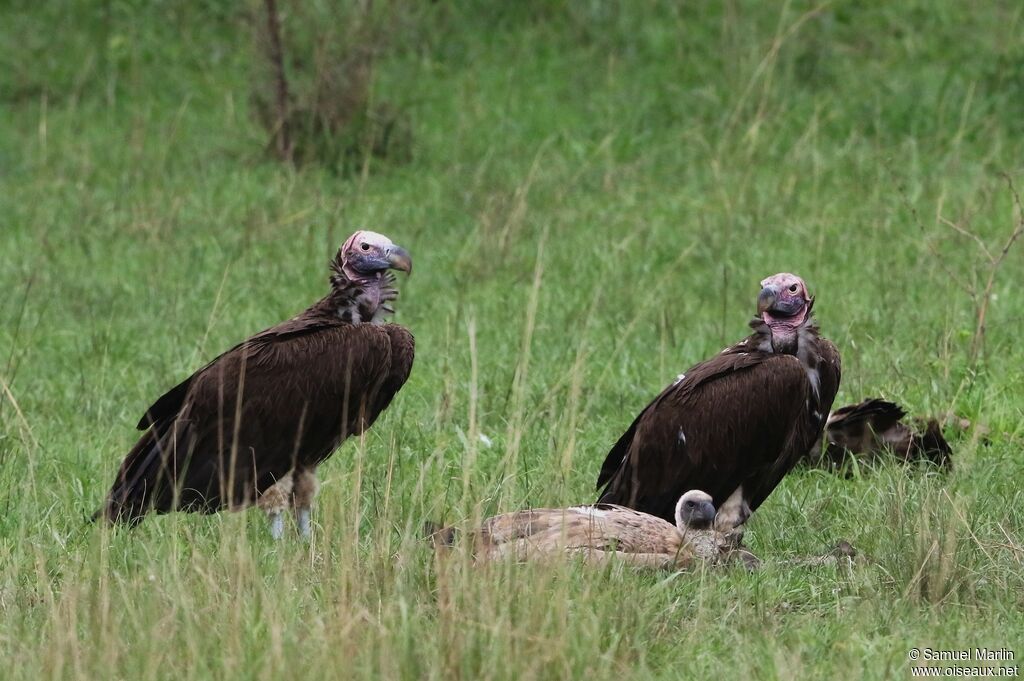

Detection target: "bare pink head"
[757, 273, 812, 347]
[336, 230, 412, 283]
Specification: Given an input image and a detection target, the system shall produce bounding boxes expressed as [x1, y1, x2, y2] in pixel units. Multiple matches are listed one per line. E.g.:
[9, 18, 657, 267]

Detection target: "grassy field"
[3, 1, 1024, 678]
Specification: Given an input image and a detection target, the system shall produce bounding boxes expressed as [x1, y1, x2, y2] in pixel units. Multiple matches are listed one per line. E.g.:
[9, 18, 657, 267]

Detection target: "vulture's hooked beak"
[677, 494, 717, 530]
[757, 285, 778, 315]
[387, 246, 413, 275]
[693, 500, 716, 528]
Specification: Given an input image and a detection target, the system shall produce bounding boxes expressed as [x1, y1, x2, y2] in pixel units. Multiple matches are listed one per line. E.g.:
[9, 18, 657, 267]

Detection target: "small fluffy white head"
[674, 489, 716, 532]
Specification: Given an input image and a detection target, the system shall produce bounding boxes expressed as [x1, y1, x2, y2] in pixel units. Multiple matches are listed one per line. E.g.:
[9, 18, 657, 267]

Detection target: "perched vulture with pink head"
[95, 231, 414, 538]
[595, 273, 841, 538]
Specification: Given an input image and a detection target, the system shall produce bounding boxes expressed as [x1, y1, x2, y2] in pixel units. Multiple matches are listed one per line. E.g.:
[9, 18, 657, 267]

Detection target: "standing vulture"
[595, 273, 840, 539]
[431, 490, 747, 569]
[95, 230, 414, 538]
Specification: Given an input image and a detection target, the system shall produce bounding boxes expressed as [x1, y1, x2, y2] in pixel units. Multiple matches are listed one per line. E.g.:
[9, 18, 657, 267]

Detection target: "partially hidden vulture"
[805, 398, 952, 471]
[432, 490, 751, 569]
[95, 230, 414, 538]
[595, 273, 841, 540]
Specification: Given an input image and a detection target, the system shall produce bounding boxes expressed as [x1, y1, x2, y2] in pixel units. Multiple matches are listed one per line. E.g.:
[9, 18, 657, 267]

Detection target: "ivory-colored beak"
[387, 245, 413, 275]
[757, 286, 778, 315]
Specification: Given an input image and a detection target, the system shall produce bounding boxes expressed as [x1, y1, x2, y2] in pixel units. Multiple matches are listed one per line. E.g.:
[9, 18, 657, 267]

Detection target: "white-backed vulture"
[433, 490, 754, 569]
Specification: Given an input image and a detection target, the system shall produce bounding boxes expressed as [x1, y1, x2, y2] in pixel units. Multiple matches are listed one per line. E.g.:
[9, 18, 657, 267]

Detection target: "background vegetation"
[2, 1, 1023, 678]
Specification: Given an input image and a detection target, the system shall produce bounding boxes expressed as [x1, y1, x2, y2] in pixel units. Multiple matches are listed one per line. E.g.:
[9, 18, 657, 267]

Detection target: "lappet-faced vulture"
[595, 273, 841, 539]
[95, 231, 414, 538]
[432, 490, 746, 570]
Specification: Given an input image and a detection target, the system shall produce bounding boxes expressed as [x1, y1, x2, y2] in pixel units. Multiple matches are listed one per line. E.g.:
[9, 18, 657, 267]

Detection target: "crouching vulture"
[432, 490, 750, 569]
[805, 398, 952, 470]
[95, 231, 414, 538]
[595, 273, 840, 540]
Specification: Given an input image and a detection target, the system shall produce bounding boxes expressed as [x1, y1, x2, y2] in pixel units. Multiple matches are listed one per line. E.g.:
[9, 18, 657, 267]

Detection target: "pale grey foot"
[296, 508, 312, 540]
[292, 466, 320, 541]
[268, 511, 285, 540]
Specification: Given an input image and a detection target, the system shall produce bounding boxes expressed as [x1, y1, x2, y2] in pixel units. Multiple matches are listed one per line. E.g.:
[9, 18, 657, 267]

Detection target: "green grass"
[3, 1, 1024, 678]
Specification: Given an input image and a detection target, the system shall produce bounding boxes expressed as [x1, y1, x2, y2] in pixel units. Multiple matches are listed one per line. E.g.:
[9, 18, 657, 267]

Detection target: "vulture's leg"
[258, 473, 294, 540]
[292, 466, 320, 540]
[713, 486, 751, 546]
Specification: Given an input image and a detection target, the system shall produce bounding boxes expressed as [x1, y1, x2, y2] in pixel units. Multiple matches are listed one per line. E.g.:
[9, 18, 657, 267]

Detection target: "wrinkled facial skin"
[675, 490, 717, 530]
[341, 230, 412, 279]
[757, 272, 810, 326]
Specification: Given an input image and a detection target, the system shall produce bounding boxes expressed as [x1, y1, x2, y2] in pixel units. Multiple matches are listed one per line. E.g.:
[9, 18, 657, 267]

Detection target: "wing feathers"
[102, 320, 414, 520]
[596, 348, 821, 522]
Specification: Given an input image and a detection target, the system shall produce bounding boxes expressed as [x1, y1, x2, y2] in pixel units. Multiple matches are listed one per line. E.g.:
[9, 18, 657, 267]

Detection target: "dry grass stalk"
[261, 0, 292, 163]
[898, 172, 1024, 365]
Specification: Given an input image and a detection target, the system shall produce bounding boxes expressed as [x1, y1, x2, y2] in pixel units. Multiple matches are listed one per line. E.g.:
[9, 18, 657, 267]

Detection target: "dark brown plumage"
[805, 398, 952, 470]
[96, 230, 414, 538]
[595, 273, 841, 539]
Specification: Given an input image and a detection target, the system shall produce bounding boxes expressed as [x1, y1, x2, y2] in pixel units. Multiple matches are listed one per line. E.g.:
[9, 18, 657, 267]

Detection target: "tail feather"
[96, 419, 191, 525]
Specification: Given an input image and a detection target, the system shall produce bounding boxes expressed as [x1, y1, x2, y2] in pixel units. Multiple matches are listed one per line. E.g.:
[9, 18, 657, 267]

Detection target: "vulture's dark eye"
[360, 243, 370, 251]
[788, 284, 798, 293]
[685, 501, 696, 508]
